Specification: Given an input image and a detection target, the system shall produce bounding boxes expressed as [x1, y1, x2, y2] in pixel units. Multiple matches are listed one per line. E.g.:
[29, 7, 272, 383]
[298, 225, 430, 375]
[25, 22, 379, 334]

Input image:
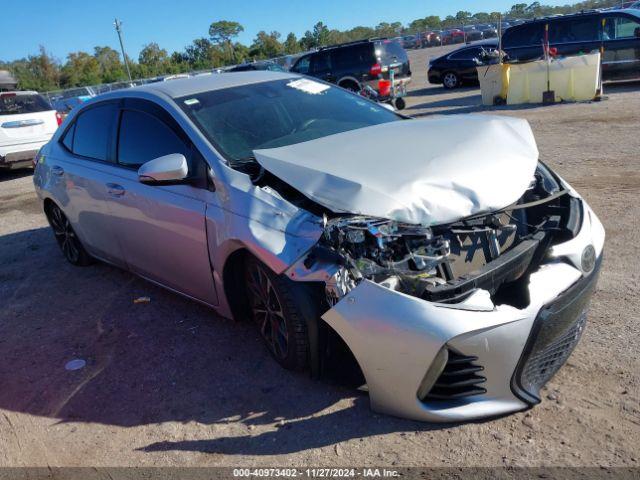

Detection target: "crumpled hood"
[254, 115, 539, 225]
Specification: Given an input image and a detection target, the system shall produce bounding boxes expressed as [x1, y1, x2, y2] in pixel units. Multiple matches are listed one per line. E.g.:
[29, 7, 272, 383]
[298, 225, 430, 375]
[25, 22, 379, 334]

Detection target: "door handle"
[106, 183, 126, 197]
[51, 165, 64, 176]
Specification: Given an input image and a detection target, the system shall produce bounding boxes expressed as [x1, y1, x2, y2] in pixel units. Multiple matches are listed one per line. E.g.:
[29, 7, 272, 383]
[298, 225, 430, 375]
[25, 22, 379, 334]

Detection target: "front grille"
[425, 350, 487, 400]
[519, 310, 587, 396]
[512, 255, 602, 404]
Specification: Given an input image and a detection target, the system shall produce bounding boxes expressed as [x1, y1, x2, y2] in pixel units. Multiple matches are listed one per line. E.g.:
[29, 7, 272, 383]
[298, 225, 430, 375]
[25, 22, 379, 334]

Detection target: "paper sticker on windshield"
[183, 98, 200, 106]
[287, 78, 330, 95]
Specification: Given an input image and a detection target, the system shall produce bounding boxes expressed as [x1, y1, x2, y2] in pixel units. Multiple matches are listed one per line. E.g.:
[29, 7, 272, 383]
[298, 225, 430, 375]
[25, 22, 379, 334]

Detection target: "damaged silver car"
[33, 71, 604, 422]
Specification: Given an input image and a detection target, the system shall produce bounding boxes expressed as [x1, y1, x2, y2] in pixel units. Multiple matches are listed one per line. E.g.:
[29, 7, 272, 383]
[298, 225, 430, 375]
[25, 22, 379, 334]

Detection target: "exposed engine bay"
[300, 162, 578, 307]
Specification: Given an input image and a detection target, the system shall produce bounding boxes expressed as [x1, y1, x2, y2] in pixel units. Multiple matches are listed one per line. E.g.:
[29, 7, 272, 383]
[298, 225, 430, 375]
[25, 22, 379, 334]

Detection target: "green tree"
[10, 46, 60, 91]
[209, 20, 244, 62]
[283, 32, 300, 54]
[250, 31, 283, 59]
[60, 51, 100, 88]
[138, 42, 170, 76]
[93, 46, 124, 83]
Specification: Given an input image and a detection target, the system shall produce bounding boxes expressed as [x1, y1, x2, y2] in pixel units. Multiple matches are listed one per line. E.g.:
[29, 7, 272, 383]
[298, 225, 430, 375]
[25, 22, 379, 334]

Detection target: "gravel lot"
[0, 45, 638, 468]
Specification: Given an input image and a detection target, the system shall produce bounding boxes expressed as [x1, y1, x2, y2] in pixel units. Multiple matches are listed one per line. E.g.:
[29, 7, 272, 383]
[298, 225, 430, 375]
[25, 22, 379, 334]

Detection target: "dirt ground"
[0, 45, 638, 469]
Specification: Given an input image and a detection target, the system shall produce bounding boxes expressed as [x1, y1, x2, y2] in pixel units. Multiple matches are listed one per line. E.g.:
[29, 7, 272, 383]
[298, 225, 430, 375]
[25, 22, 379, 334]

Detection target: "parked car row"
[428, 8, 640, 88]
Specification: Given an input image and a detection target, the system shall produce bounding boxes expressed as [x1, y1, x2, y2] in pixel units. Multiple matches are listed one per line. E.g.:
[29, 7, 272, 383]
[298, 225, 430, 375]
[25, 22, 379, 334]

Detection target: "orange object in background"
[378, 79, 391, 97]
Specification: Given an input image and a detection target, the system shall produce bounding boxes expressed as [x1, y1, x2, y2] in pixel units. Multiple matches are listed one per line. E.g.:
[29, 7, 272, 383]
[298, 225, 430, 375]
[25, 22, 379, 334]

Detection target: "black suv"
[502, 9, 640, 81]
[290, 39, 412, 93]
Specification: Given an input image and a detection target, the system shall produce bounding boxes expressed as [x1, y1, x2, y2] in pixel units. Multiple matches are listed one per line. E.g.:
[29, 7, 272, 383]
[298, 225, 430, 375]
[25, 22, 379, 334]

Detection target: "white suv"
[0, 91, 61, 170]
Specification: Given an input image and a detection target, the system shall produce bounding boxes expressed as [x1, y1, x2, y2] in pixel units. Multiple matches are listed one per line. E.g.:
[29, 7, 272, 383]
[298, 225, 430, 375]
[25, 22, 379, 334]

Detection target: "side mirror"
[138, 153, 188, 184]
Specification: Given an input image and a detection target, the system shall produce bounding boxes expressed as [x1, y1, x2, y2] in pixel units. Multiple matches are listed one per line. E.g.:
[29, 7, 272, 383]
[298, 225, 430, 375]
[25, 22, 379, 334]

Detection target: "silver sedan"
[33, 71, 604, 422]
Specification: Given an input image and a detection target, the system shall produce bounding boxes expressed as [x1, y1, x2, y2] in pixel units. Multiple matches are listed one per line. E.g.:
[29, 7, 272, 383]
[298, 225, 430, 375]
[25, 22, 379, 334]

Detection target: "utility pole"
[114, 18, 133, 82]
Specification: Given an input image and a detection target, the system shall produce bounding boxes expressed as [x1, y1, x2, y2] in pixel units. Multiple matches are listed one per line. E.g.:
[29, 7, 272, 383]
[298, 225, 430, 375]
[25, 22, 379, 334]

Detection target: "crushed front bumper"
[321, 198, 604, 422]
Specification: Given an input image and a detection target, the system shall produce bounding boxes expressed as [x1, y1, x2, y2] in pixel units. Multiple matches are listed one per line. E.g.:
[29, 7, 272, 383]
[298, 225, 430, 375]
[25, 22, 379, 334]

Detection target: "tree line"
[0, 0, 622, 92]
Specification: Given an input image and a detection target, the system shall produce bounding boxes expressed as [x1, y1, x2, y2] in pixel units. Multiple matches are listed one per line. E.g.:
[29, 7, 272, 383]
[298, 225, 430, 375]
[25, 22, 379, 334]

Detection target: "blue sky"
[2, 0, 568, 62]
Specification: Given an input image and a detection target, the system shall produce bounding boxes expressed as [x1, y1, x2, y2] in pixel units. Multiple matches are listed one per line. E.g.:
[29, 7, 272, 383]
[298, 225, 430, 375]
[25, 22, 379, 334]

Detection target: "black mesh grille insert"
[425, 350, 487, 400]
[512, 255, 602, 404]
[520, 310, 587, 395]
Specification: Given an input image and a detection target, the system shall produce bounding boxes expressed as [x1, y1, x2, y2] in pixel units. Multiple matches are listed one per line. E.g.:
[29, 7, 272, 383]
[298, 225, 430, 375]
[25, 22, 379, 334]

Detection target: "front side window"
[70, 104, 116, 161]
[177, 78, 399, 166]
[117, 109, 188, 168]
[604, 15, 640, 39]
[291, 55, 311, 74]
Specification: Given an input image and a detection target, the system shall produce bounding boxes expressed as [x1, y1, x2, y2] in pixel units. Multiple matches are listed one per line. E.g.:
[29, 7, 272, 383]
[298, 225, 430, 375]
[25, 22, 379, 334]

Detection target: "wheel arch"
[337, 76, 362, 91]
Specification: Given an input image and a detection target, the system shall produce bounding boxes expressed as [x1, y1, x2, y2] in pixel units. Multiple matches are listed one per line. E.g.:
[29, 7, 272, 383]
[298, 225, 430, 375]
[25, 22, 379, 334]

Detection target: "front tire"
[244, 257, 310, 371]
[442, 71, 460, 89]
[46, 203, 93, 266]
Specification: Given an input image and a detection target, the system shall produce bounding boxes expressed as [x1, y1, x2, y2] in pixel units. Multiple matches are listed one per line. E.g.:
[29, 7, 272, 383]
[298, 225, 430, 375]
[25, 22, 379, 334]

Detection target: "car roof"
[117, 71, 299, 99]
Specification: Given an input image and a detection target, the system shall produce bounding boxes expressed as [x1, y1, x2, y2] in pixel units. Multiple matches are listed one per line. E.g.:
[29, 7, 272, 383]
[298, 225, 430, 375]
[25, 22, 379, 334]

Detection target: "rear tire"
[244, 256, 311, 371]
[46, 203, 93, 266]
[339, 80, 360, 92]
[442, 72, 460, 89]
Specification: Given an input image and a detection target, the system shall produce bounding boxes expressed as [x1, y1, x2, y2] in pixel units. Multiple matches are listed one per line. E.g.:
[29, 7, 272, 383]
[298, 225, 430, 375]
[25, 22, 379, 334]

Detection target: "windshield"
[0, 93, 52, 115]
[178, 78, 399, 164]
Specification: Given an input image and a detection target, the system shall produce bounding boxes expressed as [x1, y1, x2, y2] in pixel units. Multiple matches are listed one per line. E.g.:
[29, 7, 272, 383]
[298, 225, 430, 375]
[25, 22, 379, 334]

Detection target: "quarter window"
[117, 109, 188, 168]
[71, 104, 116, 161]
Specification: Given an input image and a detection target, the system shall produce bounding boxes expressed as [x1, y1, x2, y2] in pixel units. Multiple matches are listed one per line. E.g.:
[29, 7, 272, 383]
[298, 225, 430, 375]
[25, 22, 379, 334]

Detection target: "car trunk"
[0, 93, 58, 147]
[375, 39, 411, 80]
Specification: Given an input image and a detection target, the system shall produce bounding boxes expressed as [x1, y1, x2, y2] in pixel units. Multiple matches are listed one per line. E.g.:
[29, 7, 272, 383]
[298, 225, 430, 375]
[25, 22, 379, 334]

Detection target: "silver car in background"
[33, 72, 604, 422]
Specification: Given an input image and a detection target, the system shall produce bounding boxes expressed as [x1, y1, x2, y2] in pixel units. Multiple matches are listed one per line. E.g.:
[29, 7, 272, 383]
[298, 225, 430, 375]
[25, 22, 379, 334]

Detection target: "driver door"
[102, 99, 218, 305]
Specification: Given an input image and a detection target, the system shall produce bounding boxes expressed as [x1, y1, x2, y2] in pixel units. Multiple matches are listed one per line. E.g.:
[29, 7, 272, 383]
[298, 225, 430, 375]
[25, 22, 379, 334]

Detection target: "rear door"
[0, 93, 58, 148]
[330, 43, 374, 84]
[309, 51, 335, 83]
[47, 101, 126, 267]
[602, 12, 640, 80]
[548, 15, 601, 57]
[101, 99, 218, 305]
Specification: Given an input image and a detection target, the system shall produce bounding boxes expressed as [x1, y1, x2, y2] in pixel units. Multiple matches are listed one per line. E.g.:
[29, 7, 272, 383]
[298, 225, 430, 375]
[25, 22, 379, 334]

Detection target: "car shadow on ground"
[0, 227, 464, 456]
[0, 168, 33, 183]
[405, 85, 479, 98]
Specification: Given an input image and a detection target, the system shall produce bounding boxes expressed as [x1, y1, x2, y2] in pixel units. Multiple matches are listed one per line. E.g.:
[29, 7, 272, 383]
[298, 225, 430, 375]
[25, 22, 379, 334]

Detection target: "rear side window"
[311, 52, 331, 72]
[71, 104, 116, 161]
[117, 109, 188, 168]
[332, 44, 373, 69]
[502, 23, 545, 47]
[550, 17, 600, 43]
[0, 93, 52, 115]
[375, 40, 409, 65]
[449, 47, 481, 60]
